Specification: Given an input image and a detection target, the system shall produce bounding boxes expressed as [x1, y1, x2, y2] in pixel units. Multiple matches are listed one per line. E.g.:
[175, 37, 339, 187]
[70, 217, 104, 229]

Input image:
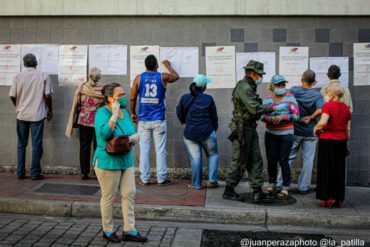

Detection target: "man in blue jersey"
[130, 55, 179, 185]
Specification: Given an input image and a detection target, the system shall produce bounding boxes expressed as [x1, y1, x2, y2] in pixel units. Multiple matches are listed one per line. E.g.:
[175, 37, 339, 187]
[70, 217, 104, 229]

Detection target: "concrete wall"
[1, 0, 370, 16]
[0, 16, 369, 186]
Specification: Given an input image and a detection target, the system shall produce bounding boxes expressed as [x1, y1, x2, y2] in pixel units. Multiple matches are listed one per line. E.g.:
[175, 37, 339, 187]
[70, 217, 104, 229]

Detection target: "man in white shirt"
[9, 53, 54, 180]
[320, 65, 353, 112]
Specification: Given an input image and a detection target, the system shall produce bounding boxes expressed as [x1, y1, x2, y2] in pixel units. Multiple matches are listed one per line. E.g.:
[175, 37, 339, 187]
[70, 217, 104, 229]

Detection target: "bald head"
[89, 67, 101, 81]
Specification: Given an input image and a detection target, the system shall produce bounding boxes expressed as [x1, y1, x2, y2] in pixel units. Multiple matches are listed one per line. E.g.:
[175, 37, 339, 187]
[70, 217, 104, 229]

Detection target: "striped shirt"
[262, 93, 300, 135]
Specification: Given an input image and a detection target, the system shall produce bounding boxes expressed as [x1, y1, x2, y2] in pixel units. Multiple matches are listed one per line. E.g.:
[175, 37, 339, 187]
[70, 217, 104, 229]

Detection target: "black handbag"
[72, 98, 82, 128]
[72, 83, 85, 128]
[72, 103, 81, 128]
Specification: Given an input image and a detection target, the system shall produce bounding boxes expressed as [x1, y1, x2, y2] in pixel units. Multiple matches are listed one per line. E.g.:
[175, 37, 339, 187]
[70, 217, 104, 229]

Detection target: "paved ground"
[0, 172, 369, 230]
[1, 213, 370, 247]
[0, 173, 205, 206]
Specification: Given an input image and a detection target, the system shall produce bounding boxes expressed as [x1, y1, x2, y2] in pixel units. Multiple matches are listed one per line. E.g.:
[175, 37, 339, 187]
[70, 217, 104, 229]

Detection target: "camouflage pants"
[225, 127, 264, 189]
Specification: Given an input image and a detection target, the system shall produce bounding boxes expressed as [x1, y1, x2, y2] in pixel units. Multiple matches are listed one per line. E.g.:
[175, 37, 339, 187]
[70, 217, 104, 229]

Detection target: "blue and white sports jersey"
[138, 71, 166, 121]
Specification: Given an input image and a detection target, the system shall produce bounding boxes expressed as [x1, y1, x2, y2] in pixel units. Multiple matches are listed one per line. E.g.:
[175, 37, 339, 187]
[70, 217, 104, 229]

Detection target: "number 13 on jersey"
[144, 83, 158, 97]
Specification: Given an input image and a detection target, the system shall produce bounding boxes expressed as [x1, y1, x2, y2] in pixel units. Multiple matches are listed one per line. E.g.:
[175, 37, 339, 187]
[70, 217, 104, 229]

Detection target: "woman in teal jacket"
[94, 83, 147, 243]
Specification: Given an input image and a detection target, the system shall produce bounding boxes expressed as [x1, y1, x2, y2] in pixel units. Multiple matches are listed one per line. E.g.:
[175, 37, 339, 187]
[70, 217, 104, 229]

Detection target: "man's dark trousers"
[16, 119, 44, 177]
[225, 126, 264, 189]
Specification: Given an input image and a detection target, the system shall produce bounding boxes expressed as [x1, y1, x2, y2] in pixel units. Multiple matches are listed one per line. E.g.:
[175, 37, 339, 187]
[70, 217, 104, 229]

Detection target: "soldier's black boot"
[253, 188, 275, 203]
[223, 185, 245, 202]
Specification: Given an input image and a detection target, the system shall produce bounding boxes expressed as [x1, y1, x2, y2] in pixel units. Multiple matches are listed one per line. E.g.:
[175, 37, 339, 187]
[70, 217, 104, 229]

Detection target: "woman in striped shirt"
[262, 75, 300, 199]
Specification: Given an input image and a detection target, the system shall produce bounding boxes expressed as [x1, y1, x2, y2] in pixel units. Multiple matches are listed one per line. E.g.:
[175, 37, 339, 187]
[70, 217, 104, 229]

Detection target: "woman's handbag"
[106, 135, 131, 155]
[73, 83, 86, 128]
[72, 104, 81, 128]
[105, 109, 131, 155]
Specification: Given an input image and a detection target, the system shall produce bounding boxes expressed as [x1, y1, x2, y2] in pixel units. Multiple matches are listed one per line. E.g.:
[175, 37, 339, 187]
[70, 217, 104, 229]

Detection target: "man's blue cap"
[271, 75, 288, 84]
[193, 74, 212, 87]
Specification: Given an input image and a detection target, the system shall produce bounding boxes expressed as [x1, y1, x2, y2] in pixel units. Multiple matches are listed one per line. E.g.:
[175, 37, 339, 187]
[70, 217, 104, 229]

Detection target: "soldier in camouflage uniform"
[223, 60, 288, 203]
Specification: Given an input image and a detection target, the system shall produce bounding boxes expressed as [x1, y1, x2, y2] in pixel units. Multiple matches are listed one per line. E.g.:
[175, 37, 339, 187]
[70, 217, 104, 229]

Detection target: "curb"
[0, 197, 71, 217]
[1, 197, 369, 229]
[71, 202, 267, 225]
[266, 209, 370, 229]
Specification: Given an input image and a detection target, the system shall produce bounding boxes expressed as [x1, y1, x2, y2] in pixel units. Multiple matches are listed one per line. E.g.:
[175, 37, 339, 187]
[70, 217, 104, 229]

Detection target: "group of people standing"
[222, 60, 352, 209]
[9, 52, 352, 243]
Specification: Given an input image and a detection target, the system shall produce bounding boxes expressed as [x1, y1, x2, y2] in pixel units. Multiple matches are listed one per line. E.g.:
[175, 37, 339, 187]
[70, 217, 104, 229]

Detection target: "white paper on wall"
[310, 57, 349, 88]
[58, 45, 88, 86]
[130, 46, 160, 87]
[353, 43, 370, 86]
[279, 47, 309, 88]
[0, 44, 21, 86]
[159, 47, 198, 77]
[89, 45, 128, 75]
[236, 52, 276, 83]
[206, 46, 236, 89]
[21, 44, 59, 74]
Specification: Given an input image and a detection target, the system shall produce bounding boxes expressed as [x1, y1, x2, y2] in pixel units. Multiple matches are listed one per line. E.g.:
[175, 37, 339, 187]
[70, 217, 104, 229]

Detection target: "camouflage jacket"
[230, 77, 271, 130]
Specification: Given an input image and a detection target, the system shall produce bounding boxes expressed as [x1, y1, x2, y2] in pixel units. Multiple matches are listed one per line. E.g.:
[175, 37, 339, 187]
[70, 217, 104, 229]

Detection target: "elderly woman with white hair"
[66, 67, 105, 180]
[314, 83, 351, 209]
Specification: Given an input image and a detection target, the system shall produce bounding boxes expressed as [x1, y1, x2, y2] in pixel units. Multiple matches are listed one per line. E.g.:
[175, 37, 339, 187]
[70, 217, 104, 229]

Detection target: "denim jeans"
[183, 131, 219, 189]
[16, 119, 44, 177]
[138, 120, 167, 183]
[265, 132, 293, 190]
[277, 135, 318, 191]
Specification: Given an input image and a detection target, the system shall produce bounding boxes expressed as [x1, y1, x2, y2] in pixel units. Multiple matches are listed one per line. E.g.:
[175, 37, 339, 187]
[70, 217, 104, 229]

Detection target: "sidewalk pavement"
[0, 172, 369, 229]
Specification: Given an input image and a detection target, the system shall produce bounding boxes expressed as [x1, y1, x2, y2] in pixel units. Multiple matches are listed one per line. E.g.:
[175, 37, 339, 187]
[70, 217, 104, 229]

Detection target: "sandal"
[277, 189, 289, 199]
[264, 186, 276, 195]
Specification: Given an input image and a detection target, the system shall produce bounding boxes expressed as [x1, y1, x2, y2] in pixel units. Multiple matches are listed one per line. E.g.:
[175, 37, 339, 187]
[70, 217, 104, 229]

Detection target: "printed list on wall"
[0, 43, 369, 87]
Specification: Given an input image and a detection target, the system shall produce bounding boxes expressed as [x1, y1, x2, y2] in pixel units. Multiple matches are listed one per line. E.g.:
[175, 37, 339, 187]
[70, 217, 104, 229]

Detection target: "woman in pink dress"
[66, 67, 105, 179]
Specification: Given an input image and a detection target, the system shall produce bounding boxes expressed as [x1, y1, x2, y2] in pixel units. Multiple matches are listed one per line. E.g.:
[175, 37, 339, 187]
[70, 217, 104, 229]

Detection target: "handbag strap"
[184, 94, 198, 121]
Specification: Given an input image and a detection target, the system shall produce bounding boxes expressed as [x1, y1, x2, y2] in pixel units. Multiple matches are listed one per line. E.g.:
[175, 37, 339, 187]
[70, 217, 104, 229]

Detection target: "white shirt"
[9, 68, 54, 121]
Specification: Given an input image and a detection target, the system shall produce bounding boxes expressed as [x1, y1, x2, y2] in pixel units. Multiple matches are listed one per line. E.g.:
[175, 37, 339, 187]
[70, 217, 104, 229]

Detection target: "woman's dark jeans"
[265, 131, 294, 190]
